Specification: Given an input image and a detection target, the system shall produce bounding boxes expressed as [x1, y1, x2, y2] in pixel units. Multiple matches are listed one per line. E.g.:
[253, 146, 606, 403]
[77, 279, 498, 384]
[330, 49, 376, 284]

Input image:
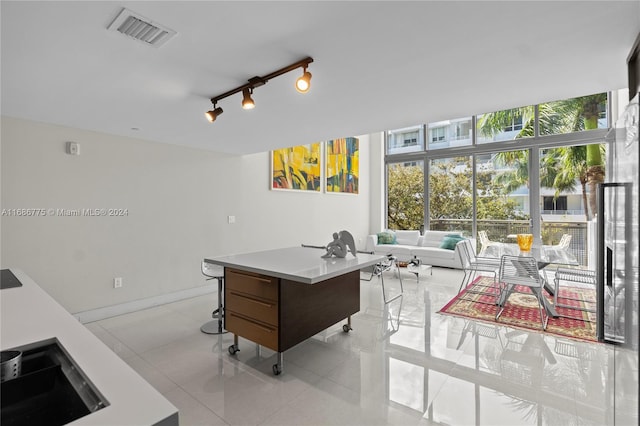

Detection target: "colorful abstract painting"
[326, 137, 359, 194]
[271, 143, 322, 191]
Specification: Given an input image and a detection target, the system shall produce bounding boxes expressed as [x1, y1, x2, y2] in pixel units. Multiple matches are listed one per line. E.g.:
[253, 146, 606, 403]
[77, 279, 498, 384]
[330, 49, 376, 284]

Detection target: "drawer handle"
[230, 312, 274, 332]
[230, 291, 273, 308]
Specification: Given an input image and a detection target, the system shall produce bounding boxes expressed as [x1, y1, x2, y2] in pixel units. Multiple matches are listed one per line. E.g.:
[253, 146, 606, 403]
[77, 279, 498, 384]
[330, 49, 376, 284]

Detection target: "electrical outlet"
[114, 277, 123, 288]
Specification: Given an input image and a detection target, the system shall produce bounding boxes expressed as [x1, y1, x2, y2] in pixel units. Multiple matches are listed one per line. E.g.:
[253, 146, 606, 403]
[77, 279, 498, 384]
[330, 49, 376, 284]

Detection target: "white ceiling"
[2, 1, 639, 155]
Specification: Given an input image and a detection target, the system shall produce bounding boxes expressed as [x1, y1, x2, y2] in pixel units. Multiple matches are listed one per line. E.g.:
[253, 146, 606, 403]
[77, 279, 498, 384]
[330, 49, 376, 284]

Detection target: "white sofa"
[364, 230, 468, 269]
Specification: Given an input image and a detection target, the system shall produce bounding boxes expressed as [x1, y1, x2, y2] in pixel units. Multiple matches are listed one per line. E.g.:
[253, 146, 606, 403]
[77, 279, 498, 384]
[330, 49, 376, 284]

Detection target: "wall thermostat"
[66, 141, 80, 155]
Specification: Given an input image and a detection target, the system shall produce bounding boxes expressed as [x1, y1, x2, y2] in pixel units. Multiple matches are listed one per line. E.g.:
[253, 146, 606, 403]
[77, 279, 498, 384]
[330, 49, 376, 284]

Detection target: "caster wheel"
[228, 345, 238, 355]
[272, 364, 281, 375]
[343, 324, 351, 332]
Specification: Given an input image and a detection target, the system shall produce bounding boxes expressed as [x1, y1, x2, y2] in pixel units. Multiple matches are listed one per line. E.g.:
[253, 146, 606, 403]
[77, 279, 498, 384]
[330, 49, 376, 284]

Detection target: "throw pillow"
[440, 235, 465, 250]
[377, 231, 397, 245]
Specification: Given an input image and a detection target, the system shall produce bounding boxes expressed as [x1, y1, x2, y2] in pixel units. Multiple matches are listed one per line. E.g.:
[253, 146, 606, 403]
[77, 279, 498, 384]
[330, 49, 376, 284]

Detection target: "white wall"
[1, 117, 375, 314]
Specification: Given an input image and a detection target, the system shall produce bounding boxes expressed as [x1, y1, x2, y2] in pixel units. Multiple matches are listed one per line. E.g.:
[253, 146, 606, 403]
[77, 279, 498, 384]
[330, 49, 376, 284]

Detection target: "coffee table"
[406, 263, 432, 282]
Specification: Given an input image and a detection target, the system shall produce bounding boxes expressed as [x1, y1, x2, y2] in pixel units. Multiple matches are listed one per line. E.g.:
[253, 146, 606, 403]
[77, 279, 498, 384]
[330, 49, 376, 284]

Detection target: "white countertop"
[205, 246, 385, 284]
[0, 269, 178, 426]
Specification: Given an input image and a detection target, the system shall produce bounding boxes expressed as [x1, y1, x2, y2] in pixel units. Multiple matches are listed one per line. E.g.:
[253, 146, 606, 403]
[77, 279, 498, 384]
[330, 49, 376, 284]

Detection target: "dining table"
[481, 242, 580, 317]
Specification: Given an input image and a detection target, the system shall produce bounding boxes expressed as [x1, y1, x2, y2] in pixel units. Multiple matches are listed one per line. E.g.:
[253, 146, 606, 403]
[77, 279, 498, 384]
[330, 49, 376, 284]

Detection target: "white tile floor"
[85, 267, 639, 426]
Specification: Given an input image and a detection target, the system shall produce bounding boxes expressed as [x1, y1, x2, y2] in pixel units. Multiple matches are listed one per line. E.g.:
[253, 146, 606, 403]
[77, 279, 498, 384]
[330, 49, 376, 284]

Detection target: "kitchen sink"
[1, 339, 108, 426]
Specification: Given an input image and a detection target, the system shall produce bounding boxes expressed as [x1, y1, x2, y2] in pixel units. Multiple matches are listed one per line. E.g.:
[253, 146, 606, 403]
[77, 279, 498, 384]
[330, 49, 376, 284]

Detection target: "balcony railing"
[429, 219, 588, 266]
[541, 209, 585, 215]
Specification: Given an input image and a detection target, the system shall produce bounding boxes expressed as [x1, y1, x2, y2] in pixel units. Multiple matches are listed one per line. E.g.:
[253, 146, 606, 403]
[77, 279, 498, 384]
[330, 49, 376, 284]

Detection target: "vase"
[517, 234, 533, 252]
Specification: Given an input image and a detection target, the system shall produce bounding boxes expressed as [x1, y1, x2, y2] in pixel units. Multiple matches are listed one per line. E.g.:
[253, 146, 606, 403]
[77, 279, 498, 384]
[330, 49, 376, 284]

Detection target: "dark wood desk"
[205, 247, 385, 374]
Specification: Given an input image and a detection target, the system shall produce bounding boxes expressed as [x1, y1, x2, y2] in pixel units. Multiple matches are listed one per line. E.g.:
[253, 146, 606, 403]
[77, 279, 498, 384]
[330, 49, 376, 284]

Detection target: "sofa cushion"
[377, 231, 396, 245]
[440, 235, 465, 250]
[394, 230, 420, 246]
[421, 230, 463, 247]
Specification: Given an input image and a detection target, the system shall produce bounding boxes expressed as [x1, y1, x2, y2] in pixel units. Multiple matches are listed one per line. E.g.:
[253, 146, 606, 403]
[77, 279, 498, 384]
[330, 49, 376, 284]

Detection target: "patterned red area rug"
[438, 276, 597, 342]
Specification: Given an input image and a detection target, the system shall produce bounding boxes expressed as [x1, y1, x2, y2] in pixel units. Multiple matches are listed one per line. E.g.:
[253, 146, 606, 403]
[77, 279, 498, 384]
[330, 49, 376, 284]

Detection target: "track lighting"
[205, 56, 313, 123]
[204, 104, 223, 123]
[295, 67, 312, 93]
[241, 88, 255, 110]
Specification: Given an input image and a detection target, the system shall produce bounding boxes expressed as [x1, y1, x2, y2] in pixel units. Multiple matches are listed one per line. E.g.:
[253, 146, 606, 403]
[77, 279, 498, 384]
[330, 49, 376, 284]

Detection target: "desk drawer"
[226, 269, 278, 301]
[226, 291, 278, 326]
[226, 311, 278, 351]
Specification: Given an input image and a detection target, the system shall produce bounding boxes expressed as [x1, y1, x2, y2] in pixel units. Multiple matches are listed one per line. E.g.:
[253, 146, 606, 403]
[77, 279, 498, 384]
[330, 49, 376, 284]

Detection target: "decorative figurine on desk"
[321, 230, 357, 258]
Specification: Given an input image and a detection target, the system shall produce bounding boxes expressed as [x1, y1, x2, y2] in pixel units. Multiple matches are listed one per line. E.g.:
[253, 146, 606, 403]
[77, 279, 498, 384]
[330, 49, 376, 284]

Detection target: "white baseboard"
[73, 285, 216, 324]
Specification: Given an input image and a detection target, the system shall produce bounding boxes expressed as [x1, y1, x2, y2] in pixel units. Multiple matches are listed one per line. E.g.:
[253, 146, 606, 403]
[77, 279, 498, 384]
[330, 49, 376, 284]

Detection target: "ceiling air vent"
[107, 8, 176, 47]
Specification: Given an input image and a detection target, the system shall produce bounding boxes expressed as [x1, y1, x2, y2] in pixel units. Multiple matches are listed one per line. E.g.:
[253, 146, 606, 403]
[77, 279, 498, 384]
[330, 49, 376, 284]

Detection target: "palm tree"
[544, 93, 606, 217]
[551, 146, 590, 219]
[477, 93, 606, 220]
[576, 95, 607, 217]
[493, 148, 562, 193]
[493, 150, 530, 193]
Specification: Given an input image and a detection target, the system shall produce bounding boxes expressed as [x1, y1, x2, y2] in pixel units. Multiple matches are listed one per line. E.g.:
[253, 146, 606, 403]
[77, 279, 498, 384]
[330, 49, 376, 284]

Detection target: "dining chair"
[553, 267, 596, 320]
[538, 233, 573, 287]
[359, 254, 404, 304]
[557, 234, 572, 249]
[478, 230, 500, 255]
[496, 255, 548, 330]
[456, 239, 500, 293]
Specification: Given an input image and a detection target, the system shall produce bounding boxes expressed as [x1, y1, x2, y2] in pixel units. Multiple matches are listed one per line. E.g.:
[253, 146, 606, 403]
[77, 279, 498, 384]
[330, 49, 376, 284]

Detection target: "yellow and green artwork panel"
[326, 137, 358, 194]
[272, 143, 322, 191]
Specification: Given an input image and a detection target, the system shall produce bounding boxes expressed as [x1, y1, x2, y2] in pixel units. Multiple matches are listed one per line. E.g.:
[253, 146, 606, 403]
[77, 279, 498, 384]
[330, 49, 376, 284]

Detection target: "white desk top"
[0, 269, 178, 426]
[205, 246, 385, 284]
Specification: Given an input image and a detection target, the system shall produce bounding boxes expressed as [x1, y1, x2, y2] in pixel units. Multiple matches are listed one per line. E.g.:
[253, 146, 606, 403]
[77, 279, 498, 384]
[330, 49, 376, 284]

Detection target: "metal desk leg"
[343, 315, 352, 332]
[228, 334, 240, 355]
[201, 276, 227, 334]
[273, 352, 283, 375]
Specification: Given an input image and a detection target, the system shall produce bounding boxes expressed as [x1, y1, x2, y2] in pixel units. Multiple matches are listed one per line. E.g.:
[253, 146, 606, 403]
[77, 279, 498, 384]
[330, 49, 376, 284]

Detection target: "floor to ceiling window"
[475, 149, 530, 247]
[537, 142, 607, 266]
[428, 156, 473, 236]
[387, 160, 424, 231]
[386, 127, 426, 230]
[384, 92, 611, 268]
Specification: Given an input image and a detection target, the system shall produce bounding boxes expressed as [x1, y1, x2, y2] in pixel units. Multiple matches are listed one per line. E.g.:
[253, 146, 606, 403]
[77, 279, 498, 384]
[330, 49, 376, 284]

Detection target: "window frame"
[384, 93, 613, 238]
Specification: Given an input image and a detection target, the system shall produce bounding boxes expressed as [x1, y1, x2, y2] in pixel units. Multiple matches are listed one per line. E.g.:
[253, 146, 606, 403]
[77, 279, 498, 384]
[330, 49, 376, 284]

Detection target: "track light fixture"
[204, 103, 223, 123]
[205, 56, 313, 123]
[295, 66, 312, 93]
[241, 88, 255, 110]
